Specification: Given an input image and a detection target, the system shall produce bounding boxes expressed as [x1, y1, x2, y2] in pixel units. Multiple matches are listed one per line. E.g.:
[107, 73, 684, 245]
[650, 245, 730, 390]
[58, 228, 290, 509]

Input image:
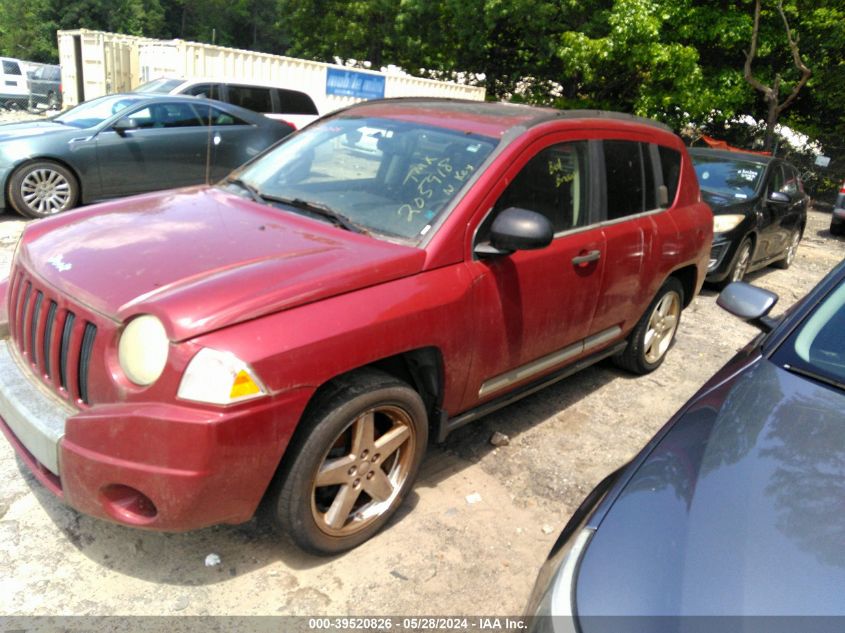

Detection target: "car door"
[193, 103, 263, 181]
[95, 101, 211, 197]
[463, 139, 607, 405]
[590, 139, 660, 336]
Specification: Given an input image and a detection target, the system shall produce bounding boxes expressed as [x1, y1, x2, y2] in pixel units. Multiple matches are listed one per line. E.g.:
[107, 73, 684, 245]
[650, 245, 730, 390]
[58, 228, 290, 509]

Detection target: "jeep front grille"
[8, 270, 97, 406]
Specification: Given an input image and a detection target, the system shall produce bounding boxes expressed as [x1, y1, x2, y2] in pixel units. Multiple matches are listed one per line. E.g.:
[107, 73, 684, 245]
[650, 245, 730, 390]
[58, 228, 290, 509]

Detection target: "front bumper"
[0, 335, 312, 530]
[705, 237, 737, 282]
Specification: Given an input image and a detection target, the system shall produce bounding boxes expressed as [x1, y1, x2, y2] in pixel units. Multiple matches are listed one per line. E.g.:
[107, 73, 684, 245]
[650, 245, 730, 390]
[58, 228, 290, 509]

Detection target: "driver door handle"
[572, 250, 601, 266]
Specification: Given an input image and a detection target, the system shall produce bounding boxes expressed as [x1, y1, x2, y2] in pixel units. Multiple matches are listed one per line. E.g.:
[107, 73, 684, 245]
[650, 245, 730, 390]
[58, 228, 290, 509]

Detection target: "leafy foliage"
[0, 0, 843, 174]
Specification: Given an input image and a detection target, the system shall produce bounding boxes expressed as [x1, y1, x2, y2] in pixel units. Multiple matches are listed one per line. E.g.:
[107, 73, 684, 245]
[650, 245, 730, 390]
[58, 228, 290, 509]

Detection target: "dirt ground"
[0, 206, 843, 619]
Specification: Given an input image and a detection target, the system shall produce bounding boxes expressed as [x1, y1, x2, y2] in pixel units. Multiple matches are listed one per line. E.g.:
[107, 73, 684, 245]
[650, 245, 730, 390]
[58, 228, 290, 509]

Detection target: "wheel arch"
[257, 347, 444, 504]
[668, 264, 698, 308]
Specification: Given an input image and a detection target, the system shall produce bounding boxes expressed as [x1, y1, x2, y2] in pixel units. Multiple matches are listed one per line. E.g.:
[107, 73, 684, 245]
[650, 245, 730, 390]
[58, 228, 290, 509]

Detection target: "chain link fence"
[0, 62, 62, 119]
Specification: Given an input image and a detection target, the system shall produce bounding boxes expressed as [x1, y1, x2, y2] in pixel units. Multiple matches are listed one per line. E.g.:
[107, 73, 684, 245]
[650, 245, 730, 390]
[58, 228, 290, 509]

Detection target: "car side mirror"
[717, 281, 779, 332]
[113, 118, 139, 136]
[475, 207, 554, 257]
[767, 191, 791, 207]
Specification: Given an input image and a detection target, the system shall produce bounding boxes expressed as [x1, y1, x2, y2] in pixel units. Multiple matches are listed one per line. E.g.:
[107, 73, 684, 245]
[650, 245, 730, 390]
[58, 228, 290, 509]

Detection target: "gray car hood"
[576, 360, 845, 616]
[0, 120, 73, 141]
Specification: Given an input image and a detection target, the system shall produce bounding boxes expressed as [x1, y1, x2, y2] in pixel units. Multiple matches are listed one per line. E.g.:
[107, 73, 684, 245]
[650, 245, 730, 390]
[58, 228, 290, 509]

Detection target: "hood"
[0, 120, 77, 141]
[575, 360, 845, 616]
[700, 188, 756, 213]
[18, 187, 426, 341]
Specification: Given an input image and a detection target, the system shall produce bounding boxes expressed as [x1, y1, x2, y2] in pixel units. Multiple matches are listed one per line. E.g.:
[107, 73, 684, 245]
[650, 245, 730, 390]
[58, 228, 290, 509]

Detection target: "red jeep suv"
[0, 99, 712, 554]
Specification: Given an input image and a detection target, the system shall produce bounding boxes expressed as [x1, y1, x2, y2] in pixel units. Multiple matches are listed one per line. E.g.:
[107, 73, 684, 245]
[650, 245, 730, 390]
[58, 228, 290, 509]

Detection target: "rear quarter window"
[278, 88, 318, 115]
[658, 146, 682, 206]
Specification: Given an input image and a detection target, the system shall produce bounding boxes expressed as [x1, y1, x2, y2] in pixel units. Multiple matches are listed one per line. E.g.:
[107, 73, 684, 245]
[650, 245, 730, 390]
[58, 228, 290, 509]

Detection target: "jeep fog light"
[118, 315, 169, 386]
[178, 348, 267, 405]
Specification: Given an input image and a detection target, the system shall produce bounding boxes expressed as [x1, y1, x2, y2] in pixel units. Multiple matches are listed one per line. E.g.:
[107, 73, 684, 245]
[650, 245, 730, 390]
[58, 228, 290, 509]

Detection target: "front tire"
[8, 160, 79, 218]
[773, 228, 800, 269]
[268, 369, 428, 555]
[614, 277, 684, 375]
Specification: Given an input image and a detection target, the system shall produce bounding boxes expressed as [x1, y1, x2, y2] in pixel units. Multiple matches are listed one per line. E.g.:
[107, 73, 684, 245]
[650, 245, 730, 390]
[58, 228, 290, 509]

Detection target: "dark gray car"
[0, 93, 294, 218]
[26, 64, 62, 110]
[526, 260, 845, 628]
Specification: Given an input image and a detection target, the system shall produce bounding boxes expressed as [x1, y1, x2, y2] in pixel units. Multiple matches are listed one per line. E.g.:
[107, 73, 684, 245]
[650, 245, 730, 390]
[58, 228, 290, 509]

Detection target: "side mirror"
[717, 281, 779, 332]
[767, 191, 791, 207]
[113, 118, 139, 136]
[475, 207, 554, 257]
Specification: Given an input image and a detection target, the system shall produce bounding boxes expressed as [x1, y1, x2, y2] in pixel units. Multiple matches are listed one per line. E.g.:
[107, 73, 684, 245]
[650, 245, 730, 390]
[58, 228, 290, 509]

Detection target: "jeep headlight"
[178, 348, 267, 405]
[713, 214, 746, 233]
[118, 315, 169, 386]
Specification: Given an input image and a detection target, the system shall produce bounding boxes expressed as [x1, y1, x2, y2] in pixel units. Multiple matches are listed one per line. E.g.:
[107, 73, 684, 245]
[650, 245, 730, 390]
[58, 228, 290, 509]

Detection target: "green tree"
[0, 0, 57, 62]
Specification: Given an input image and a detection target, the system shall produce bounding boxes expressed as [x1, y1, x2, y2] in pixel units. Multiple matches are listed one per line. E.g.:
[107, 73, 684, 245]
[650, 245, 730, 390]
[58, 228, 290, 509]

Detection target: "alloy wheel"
[643, 291, 681, 364]
[731, 242, 752, 282]
[311, 405, 416, 537]
[20, 168, 72, 215]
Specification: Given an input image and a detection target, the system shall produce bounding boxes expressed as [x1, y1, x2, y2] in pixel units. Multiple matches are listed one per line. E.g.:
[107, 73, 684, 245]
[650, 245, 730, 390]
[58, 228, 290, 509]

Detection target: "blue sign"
[326, 68, 386, 100]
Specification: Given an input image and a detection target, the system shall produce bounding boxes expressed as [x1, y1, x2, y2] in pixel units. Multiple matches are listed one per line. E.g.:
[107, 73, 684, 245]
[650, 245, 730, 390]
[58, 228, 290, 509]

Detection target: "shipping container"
[58, 29, 485, 111]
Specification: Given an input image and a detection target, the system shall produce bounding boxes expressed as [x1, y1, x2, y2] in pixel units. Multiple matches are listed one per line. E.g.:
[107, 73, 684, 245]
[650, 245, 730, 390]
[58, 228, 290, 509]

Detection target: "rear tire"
[266, 369, 428, 555]
[614, 277, 684, 375]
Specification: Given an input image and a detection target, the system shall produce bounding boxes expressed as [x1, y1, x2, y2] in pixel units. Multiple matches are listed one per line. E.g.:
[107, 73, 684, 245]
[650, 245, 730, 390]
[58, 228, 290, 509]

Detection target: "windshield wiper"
[225, 177, 263, 203]
[261, 194, 367, 234]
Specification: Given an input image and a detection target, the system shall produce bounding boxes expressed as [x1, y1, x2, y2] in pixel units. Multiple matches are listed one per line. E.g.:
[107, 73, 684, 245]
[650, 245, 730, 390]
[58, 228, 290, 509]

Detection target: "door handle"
[572, 250, 601, 266]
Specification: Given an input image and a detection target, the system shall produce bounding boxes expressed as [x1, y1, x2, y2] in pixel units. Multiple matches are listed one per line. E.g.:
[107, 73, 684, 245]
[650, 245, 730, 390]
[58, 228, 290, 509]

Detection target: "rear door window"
[194, 104, 249, 126]
[604, 140, 655, 219]
[227, 85, 273, 112]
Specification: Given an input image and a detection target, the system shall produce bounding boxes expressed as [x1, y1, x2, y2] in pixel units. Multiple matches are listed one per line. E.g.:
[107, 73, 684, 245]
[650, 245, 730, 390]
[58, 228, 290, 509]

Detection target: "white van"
[0, 57, 29, 108]
[134, 77, 321, 129]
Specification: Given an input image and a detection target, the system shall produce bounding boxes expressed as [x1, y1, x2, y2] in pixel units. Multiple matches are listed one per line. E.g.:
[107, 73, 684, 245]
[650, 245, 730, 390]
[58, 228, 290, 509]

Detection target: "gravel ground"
[0, 205, 843, 620]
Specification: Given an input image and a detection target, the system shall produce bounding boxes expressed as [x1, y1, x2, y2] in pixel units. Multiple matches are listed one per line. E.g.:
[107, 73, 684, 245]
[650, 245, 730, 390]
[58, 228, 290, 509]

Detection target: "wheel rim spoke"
[324, 484, 362, 529]
[351, 411, 375, 455]
[316, 454, 356, 487]
[363, 468, 394, 502]
[374, 424, 410, 459]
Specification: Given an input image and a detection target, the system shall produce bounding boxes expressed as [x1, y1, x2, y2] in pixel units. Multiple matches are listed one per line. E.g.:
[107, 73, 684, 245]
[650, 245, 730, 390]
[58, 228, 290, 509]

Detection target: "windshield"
[232, 116, 498, 241]
[134, 78, 185, 93]
[54, 94, 145, 129]
[692, 155, 766, 200]
[776, 278, 845, 390]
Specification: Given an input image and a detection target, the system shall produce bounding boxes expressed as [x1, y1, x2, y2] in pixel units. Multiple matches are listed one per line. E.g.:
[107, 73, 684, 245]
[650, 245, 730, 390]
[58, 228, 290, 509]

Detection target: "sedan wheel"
[8, 161, 79, 218]
[268, 369, 427, 555]
[730, 239, 752, 282]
